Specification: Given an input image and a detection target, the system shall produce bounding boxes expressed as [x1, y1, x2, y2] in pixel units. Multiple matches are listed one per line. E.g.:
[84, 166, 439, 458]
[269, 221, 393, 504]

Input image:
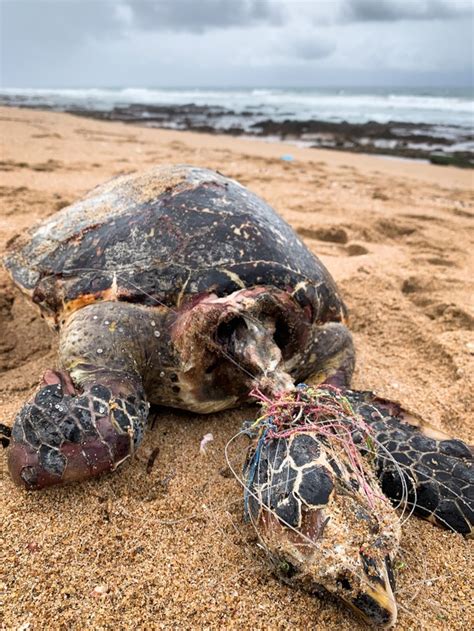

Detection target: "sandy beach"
[1, 106, 473, 630]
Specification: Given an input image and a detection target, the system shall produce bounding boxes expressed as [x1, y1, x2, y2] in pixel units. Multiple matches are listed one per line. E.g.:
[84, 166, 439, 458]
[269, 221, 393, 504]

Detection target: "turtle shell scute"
[274, 494, 302, 528]
[296, 465, 334, 508]
[289, 433, 321, 467]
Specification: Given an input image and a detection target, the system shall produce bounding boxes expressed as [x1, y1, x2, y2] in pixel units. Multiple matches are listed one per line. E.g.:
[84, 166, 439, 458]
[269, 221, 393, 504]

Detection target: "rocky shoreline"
[1, 97, 472, 166]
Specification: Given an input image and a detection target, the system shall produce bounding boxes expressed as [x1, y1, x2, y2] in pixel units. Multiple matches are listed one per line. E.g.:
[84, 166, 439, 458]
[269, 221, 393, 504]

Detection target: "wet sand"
[0, 106, 473, 630]
[2, 96, 473, 165]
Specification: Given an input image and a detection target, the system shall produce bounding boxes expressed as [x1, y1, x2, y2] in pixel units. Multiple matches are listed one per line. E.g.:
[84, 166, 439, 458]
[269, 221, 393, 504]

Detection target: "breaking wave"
[1, 86, 472, 127]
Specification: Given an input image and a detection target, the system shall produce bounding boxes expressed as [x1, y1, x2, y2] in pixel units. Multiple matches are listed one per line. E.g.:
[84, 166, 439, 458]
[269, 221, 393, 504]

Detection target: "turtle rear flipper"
[350, 391, 473, 537]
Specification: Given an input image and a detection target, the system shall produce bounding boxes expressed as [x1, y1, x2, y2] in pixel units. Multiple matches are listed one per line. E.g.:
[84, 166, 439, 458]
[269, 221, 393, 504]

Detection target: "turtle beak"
[344, 560, 398, 629]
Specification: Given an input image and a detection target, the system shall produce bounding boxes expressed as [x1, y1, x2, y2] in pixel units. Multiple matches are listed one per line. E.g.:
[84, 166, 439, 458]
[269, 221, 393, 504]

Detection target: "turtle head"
[172, 287, 311, 410]
[245, 431, 400, 627]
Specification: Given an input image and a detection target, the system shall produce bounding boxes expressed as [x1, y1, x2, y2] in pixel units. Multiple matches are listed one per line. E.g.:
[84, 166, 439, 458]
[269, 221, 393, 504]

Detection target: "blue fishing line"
[243, 416, 275, 522]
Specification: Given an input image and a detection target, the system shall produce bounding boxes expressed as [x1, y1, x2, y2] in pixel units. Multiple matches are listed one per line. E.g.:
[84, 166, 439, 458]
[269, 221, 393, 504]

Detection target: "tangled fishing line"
[243, 383, 382, 517]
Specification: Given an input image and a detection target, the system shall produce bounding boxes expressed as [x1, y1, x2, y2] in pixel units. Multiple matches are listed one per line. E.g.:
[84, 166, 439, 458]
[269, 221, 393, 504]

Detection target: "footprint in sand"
[372, 189, 389, 201]
[296, 225, 348, 244]
[1, 187, 68, 219]
[401, 275, 443, 299]
[374, 218, 417, 239]
[449, 207, 474, 219]
[425, 256, 458, 268]
[400, 213, 442, 224]
[401, 275, 473, 331]
[342, 273, 459, 383]
[424, 303, 474, 331]
[345, 243, 369, 256]
[31, 159, 62, 172]
[0, 159, 62, 172]
[31, 133, 62, 139]
[0, 185, 29, 197]
[0, 160, 28, 171]
[295, 227, 370, 257]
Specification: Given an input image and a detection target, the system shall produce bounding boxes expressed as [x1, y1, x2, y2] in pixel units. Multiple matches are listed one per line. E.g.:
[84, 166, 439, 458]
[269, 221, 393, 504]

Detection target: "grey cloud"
[128, 0, 283, 33]
[289, 37, 336, 61]
[0, 0, 126, 87]
[0, 0, 471, 88]
[341, 0, 473, 22]
[1, 0, 122, 47]
[0, 0, 281, 56]
[0, 0, 128, 69]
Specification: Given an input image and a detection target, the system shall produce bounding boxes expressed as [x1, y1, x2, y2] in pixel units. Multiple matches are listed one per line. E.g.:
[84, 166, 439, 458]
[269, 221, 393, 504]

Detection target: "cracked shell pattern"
[9, 381, 149, 489]
[346, 390, 473, 537]
[245, 432, 336, 529]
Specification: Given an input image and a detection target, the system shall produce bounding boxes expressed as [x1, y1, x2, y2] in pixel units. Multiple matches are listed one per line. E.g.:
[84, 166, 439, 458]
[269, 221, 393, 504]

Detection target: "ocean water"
[1, 87, 473, 159]
[1, 86, 472, 128]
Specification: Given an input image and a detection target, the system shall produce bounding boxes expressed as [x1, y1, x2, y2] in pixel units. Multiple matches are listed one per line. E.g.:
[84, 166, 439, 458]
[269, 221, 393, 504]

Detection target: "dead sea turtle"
[3, 165, 473, 627]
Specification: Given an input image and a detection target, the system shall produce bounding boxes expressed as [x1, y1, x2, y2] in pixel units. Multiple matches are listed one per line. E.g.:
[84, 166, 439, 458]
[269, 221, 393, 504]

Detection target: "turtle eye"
[205, 359, 219, 374]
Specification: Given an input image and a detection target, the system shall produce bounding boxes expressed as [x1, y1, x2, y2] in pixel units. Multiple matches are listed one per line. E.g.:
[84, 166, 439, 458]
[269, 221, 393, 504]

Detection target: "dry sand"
[0, 107, 473, 630]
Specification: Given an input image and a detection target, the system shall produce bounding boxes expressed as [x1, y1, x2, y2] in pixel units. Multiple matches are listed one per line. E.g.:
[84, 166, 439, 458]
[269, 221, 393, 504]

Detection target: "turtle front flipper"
[347, 391, 473, 537]
[290, 321, 355, 390]
[8, 368, 148, 489]
[8, 302, 152, 490]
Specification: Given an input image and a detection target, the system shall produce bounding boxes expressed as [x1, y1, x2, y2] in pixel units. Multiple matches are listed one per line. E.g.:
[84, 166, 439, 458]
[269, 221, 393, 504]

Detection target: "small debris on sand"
[200, 432, 214, 455]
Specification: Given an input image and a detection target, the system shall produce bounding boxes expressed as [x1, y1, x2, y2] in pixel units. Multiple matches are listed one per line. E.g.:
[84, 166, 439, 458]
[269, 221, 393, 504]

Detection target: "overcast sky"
[1, 0, 473, 88]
